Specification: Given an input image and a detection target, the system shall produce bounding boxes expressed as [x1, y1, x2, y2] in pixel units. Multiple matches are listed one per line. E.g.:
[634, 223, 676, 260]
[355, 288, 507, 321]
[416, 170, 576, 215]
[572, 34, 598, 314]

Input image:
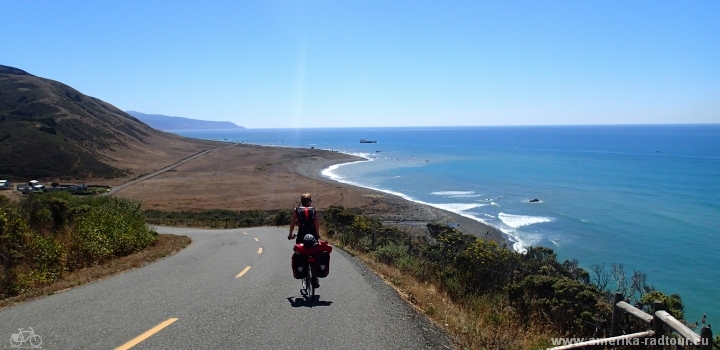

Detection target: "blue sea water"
[176, 125, 720, 322]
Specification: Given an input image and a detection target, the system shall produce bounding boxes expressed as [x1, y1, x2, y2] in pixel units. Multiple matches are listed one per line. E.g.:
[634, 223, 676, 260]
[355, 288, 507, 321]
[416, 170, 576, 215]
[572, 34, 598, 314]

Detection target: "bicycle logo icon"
[9, 327, 42, 348]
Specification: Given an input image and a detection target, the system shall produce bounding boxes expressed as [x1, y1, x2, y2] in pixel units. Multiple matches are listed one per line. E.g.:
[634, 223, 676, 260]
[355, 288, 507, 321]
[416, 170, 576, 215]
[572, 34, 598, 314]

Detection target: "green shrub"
[638, 291, 684, 320]
[329, 216, 629, 339]
[263, 209, 291, 226]
[0, 193, 157, 299]
[278, 210, 292, 225]
[336, 215, 381, 251]
[372, 243, 408, 265]
[73, 198, 156, 265]
[144, 208, 295, 228]
[509, 275, 606, 335]
[29, 234, 63, 280]
[395, 255, 416, 273]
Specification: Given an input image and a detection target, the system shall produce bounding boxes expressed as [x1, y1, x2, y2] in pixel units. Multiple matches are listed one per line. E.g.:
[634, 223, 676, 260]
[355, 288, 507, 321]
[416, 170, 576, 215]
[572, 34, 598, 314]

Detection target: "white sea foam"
[344, 152, 373, 159]
[431, 191, 475, 196]
[489, 223, 543, 254]
[498, 213, 554, 228]
[319, 167, 510, 238]
[320, 153, 371, 181]
[320, 164, 540, 254]
[432, 203, 487, 212]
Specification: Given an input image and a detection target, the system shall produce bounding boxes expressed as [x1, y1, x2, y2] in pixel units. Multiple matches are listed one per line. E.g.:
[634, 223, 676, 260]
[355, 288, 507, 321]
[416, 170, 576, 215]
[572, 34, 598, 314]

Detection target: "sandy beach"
[104, 141, 507, 244]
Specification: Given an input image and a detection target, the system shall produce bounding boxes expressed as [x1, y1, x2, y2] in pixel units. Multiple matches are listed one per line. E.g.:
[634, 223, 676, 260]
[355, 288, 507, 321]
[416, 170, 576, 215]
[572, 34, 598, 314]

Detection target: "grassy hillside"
[0, 65, 162, 180]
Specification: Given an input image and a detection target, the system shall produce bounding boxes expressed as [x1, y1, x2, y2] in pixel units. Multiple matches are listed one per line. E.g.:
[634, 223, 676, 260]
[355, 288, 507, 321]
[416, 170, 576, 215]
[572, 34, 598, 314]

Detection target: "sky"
[1, 1, 719, 128]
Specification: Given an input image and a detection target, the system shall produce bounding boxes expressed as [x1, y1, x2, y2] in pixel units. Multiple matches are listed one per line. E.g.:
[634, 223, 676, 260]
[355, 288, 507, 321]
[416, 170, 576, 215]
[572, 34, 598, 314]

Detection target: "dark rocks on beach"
[529, 198, 539, 203]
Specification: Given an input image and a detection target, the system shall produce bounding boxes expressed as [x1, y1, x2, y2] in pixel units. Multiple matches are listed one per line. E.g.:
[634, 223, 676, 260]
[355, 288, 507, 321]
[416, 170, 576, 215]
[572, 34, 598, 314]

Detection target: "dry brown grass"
[0, 234, 190, 310]
[324, 233, 554, 350]
[109, 145, 368, 211]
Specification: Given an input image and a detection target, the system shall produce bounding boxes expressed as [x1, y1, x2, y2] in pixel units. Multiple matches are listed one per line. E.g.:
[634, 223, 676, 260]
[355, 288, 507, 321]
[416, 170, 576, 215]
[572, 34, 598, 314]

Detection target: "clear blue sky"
[2, 1, 718, 128]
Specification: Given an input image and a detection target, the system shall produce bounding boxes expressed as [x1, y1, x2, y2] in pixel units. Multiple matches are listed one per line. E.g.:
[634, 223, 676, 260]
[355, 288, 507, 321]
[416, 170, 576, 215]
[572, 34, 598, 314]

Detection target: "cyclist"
[288, 193, 320, 288]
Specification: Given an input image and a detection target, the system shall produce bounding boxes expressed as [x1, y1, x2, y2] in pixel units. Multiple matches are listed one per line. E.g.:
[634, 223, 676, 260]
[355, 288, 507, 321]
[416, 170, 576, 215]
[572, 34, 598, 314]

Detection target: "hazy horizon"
[137, 122, 720, 130]
[2, 1, 718, 128]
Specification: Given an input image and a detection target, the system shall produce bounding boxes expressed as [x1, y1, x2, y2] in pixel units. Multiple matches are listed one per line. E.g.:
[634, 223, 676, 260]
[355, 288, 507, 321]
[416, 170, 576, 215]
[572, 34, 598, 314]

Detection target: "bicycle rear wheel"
[304, 263, 314, 302]
[301, 274, 309, 296]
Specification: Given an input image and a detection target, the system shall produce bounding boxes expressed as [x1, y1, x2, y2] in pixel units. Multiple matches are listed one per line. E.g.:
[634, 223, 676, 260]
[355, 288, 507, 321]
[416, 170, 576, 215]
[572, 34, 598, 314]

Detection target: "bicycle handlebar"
[288, 233, 322, 241]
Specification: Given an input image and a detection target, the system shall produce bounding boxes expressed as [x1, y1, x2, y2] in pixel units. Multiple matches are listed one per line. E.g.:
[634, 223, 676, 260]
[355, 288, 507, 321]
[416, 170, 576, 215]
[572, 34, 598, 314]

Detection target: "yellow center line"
[235, 266, 251, 278]
[116, 318, 178, 350]
[254, 237, 259, 242]
[258, 247, 262, 254]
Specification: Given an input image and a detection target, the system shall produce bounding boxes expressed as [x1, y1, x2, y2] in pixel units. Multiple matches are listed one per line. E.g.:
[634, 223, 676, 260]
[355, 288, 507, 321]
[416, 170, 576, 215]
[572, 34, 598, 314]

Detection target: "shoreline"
[95, 139, 510, 246]
[295, 150, 509, 245]
[22, 130, 712, 322]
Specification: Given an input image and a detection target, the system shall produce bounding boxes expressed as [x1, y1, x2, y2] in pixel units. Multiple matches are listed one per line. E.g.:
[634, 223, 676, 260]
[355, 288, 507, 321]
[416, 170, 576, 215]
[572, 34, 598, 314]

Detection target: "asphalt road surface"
[0, 227, 452, 349]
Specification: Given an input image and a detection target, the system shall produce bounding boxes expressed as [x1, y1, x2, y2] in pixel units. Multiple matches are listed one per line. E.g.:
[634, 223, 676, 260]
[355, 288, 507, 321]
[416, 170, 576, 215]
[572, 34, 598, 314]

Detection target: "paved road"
[0, 227, 452, 349]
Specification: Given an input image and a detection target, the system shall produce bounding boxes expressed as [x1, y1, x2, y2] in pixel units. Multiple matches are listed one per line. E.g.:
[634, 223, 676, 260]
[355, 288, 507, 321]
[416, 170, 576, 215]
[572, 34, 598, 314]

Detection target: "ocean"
[176, 125, 720, 322]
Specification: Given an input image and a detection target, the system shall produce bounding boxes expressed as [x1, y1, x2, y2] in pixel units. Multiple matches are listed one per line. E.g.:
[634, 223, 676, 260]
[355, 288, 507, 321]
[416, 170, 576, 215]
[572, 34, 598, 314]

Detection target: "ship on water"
[360, 139, 377, 143]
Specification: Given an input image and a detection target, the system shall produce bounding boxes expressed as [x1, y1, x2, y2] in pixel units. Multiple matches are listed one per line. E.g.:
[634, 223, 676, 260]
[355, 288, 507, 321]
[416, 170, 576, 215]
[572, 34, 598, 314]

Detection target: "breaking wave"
[431, 190, 475, 196]
[498, 213, 554, 228]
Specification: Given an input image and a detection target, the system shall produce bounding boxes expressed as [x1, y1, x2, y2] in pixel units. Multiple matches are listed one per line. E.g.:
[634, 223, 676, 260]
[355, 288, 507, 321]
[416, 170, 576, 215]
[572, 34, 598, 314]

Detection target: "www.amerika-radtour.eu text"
[549, 336, 707, 347]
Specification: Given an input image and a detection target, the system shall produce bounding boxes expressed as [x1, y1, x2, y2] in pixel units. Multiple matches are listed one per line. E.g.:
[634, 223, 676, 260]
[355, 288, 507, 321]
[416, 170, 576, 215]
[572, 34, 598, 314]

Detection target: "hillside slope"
[126, 111, 244, 131]
[0, 65, 219, 180]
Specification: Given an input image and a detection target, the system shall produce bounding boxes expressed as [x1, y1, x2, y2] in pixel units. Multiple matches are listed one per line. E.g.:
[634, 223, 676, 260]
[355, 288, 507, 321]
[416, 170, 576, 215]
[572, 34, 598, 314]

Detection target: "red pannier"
[291, 252, 307, 279]
[293, 241, 333, 255]
[315, 251, 330, 278]
[292, 241, 332, 278]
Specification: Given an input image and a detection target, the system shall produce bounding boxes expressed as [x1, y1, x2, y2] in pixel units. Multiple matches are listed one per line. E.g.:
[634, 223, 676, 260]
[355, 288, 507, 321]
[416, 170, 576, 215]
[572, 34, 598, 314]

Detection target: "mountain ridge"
[126, 111, 244, 131]
[0, 64, 219, 180]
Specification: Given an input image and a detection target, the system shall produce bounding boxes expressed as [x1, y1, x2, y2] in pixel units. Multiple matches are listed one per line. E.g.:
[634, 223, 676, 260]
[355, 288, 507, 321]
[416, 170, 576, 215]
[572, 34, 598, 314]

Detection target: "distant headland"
[126, 111, 244, 131]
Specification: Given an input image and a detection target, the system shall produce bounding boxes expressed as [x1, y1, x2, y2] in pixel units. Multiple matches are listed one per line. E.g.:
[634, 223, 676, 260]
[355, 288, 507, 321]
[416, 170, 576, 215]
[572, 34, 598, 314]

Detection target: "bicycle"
[289, 234, 318, 304]
[10, 327, 42, 348]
